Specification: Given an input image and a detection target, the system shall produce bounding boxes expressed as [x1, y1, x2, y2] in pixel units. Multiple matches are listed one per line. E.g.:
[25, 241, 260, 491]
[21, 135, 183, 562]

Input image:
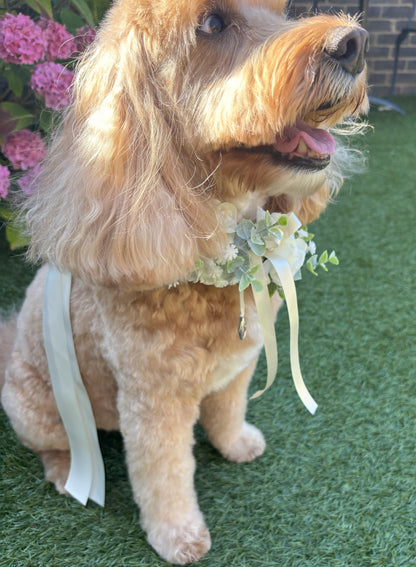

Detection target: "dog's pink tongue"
[274, 119, 336, 156]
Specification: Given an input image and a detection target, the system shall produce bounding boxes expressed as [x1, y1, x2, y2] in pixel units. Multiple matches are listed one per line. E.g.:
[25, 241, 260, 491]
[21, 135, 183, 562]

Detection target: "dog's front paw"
[145, 515, 211, 565]
[221, 422, 266, 463]
[40, 450, 71, 495]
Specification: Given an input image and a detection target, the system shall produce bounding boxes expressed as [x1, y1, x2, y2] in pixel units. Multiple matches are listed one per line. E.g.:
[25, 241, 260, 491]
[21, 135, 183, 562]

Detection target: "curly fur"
[1, 0, 368, 563]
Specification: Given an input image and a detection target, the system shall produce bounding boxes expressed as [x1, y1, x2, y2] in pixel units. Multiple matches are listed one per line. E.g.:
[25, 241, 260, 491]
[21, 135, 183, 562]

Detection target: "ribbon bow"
[246, 211, 317, 413]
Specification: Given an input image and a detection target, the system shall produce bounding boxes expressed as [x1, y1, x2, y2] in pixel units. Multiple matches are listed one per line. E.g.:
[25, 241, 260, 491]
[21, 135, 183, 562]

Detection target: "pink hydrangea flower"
[39, 17, 77, 61]
[2, 129, 46, 171]
[0, 13, 45, 65]
[75, 25, 97, 52]
[0, 164, 11, 198]
[17, 163, 42, 195]
[30, 62, 74, 110]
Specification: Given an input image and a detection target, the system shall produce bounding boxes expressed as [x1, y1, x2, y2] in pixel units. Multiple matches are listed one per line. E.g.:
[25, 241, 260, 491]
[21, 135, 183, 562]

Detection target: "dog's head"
[27, 0, 368, 288]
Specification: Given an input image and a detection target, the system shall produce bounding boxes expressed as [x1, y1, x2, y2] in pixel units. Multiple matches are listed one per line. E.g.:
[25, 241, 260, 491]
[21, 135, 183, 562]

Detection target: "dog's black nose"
[325, 27, 369, 76]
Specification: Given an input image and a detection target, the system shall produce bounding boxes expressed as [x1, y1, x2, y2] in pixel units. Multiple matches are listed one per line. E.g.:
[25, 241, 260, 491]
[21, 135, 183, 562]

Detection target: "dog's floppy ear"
[26, 10, 219, 288]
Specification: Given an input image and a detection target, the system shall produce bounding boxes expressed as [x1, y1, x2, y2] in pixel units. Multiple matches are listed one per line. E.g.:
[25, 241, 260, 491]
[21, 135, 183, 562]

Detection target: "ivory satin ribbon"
[249, 256, 318, 415]
[42, 266, 105, 506]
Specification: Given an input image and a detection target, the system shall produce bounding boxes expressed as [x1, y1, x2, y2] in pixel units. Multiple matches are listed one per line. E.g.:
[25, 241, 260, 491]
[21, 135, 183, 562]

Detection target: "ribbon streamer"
[268, 258, 318, 415]
[249, 256, 278, 400]
[42, 266, 105, 506]
[249, 256, 317, 415]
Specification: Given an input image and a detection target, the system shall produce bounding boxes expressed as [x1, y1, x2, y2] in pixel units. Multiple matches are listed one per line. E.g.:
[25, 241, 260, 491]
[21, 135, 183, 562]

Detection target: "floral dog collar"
[188, 202, 338, 413]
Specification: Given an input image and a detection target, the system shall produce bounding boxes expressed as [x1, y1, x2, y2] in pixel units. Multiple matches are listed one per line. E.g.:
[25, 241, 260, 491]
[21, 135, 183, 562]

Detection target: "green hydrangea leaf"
[0, 205, 14, 222]
[70, 0, 95, 25]
[6, 223, 29, 250]
[3, 68, 24, 98]
[59, 8, 85, 34]
[0, 102, 34, 133]
[25, 0, 53, 18]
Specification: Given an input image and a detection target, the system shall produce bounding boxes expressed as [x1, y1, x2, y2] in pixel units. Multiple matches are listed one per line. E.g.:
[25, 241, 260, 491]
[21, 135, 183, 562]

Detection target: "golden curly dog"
[1, 0, 368, 563]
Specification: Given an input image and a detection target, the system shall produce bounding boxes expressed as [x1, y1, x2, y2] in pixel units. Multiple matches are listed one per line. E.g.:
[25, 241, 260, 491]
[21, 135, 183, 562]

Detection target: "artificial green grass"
[1, 96, 416, 567]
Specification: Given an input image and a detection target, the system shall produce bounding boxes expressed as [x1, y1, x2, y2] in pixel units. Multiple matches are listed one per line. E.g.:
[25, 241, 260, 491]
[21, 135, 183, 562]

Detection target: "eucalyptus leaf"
[226, 255, 245, 273]
[246, 264, 260, 277]
[248, 239, 266, 256]
[264, 210, 273, 226]
[233, 233, 249, 253]
[329, 251, 339, 265]
[268, 225, 283, 239]
[239, 275, 251, 292]
[306, 259, 318, 276]
[236, 219, 254, 240]
[308, 254, 317, 267]
[302, 231, 314, 242]
[256, 218, 268, 234]
[319, 250, 328, 265]
[251, 279, 263, 292]
[250, 226, 265, 246]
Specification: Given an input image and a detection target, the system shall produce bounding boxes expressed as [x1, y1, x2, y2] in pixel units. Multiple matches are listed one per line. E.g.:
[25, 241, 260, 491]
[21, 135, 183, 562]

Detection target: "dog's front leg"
[200, 358, 266, 463]
[117, 389, 210, 565]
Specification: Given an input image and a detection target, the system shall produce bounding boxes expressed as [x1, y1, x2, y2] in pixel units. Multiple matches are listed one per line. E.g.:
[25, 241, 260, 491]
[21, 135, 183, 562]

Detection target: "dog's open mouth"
[273, 119, 336, 170]
[241, 119, 336, 171]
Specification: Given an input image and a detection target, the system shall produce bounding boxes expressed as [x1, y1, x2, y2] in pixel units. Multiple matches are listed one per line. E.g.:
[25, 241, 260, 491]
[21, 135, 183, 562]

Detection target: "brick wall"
[289, 0, 416, 97]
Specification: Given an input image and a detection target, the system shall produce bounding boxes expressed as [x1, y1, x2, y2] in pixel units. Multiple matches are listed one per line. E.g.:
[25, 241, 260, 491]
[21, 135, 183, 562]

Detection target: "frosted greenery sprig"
[187, 204, 338, 295]
[306, 249, 339, 275]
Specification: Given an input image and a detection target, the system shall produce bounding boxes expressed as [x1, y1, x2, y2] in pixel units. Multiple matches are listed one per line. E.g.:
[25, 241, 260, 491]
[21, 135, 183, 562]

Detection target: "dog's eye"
[199, 14, 227, 35]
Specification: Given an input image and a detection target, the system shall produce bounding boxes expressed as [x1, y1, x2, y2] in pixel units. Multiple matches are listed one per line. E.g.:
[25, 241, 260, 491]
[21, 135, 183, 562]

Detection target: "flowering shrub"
[0, 163, 10, 198]
[0, 12, 45, 65]
[30, 61, 74, 110]
[2, 128, 46, 169]
[17, 162, 42, 195]
[39, 16, 77, 61]
[0, 0, 106, 249]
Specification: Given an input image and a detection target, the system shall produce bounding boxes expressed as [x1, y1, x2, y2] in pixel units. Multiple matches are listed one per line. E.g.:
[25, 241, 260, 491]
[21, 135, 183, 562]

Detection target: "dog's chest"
[209, 338, 262, 393]
[91, 283, 280, 397]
